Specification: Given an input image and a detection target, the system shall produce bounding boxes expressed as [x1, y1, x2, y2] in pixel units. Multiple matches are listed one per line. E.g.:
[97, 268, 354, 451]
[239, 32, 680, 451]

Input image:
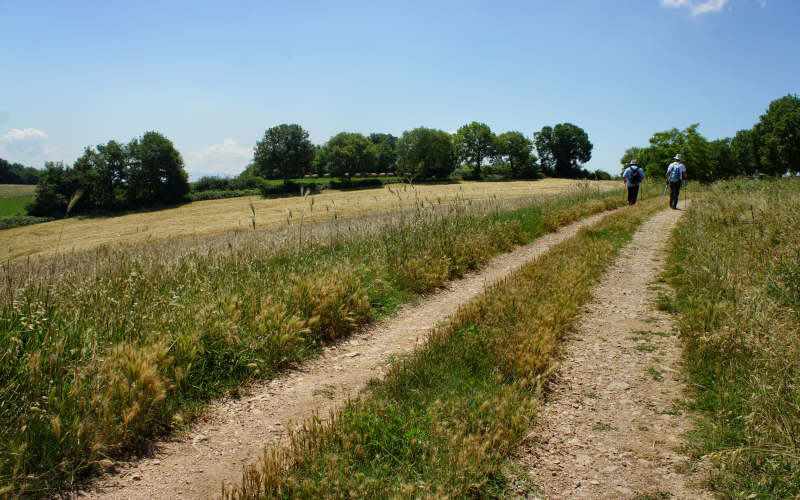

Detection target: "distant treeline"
[0, 158, 40, 184]
[22, 121, 611, 219]
[621, 94, 800, 181]
[27, 131, 189, 217]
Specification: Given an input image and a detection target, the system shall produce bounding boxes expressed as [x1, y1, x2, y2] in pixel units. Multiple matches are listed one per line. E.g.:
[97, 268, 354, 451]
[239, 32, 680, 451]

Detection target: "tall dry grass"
[0, 183, 632, 496]
[222, 198, 662, 499]
[664, 178, 800, 497]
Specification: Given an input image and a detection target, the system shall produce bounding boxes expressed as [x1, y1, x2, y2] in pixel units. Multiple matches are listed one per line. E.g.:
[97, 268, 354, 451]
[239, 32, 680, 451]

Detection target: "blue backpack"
[668, 164, 682, 182]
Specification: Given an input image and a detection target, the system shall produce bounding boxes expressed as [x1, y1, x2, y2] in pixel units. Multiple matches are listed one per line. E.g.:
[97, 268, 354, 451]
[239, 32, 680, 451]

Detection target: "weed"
[312, 385, 336, 399]
[648, 366, 664, 382]
[633, 490, 671, 499]
[592, 423, 617, 432]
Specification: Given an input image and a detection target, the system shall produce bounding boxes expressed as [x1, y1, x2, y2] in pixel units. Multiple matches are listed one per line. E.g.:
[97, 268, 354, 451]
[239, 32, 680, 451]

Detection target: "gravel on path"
[512, 207, 711, 499]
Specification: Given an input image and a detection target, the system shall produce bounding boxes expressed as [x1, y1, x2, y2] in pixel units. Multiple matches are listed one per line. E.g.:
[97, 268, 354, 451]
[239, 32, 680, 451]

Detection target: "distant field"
[0, 184, 35, 218]
[0, 179, 617, 260]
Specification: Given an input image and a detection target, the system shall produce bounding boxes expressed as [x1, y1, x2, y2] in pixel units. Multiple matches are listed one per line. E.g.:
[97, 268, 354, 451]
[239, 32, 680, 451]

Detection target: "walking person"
[665, 154, 687, 209]
[622, 159, 645, 205]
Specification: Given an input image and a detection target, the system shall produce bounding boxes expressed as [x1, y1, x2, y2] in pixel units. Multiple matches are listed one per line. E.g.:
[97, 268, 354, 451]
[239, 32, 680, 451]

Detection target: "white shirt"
[666, 161, 686, 181]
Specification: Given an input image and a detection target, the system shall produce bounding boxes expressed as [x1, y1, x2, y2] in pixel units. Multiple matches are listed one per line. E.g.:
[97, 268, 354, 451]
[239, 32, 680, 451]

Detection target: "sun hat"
[630, 159, 638, 165]
[674, 154, 683, 161]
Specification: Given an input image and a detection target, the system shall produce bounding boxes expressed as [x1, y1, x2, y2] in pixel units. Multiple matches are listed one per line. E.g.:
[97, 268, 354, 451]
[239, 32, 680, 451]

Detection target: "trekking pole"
[661, 183, 668, 205]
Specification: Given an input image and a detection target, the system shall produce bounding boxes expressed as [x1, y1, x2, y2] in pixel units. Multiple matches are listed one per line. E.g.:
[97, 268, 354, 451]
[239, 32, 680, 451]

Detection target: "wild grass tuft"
[0, 183, 630, 495]
[665, 178, 800, 498]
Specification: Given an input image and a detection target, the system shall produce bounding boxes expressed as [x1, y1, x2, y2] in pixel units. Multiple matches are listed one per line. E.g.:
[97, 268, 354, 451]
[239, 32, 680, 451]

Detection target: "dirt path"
[80, 209, 621, 500]
[512, 207, 710, 499]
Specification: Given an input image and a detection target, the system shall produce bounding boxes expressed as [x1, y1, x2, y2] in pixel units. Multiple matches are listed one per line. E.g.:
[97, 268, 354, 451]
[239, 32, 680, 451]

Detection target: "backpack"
[668, 163, 682, 182]
[629, 167, 642, 184]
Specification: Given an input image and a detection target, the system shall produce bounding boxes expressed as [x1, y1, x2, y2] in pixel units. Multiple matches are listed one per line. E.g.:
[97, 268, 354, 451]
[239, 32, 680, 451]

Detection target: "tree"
[396, 127, 455, 181]
[534, 123, 593, 178]
[368, 133, 398, 174]
[0, 158, 39, 184]
[324, 132, 376, 181]
[634, 124, 711, 181]
[730, 129, 761, 176]
[756, 94, 800, 175]
[495, 131, 537, 179]
[27, 162, 73, 217]
[708, 138, 737, 180]
[619, 147, 643, 174]
[127, 131, 189, 205]
[253, 124, 315, 183]
[454, 122, 495, 180]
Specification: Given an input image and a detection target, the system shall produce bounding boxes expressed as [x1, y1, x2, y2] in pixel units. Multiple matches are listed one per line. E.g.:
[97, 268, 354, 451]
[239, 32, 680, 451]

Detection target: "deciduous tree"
[534, 123, 592, 178]
[396, 127, 455, 181]
[253, 124, 315, 183]
[454, 122, 495, 180]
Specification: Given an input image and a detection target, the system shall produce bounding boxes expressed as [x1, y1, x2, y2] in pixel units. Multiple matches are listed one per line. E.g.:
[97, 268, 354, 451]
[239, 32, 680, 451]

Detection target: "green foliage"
[323, 132, 377, 181]
[666, 178, 800, 497]
[127, 131, 189, 205]
[619, 147, 643, 173]
[454, 122, 496, 180]
[495, 131, 538, 179]
[368, 133, 398, 174]
[0, 215, 54, 229]
[253, 124, 315, 183]
[26, 133, 189, 218]
[0, 158, 40, 184]
[534, 123, 593, 178]
[395, 127, 456, 181]
[624, 94, 800, 182]
[756, 93, 800, 175]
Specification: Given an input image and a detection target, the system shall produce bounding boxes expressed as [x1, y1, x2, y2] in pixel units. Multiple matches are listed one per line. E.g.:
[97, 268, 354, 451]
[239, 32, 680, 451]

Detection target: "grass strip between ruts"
[224, 198, 663, 499]
[663, 178, 800, 498]
[2, 185, 641, 497]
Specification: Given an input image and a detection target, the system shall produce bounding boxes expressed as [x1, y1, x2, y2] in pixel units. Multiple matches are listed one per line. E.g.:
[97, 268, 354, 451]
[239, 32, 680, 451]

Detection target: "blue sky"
[1, 0, 797, 179]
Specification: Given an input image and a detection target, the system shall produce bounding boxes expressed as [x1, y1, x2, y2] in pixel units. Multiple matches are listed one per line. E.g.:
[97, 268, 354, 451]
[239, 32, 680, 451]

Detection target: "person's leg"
[669, 182, 678, 208]
[631, 185, 639, 204]
[673, 181, 681, 208]
[627, 186, 636, 204]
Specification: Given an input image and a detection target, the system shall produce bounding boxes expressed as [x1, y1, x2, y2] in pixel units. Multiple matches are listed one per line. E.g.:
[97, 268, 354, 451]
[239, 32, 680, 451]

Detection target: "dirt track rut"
[83, 209, 619, 499]
[513, 206, 710, 499]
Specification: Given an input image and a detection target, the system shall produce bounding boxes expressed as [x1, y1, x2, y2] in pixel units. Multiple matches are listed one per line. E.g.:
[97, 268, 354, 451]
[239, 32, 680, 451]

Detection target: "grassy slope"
[664, 179, 800, 498]
[1, 185, 635, 496]
[224, 199, 662, 499]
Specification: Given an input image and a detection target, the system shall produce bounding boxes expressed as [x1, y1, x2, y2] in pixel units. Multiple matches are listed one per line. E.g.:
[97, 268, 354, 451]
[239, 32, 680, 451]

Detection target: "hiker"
[665, 154, 687, 209]
[622, 159, 645, 205]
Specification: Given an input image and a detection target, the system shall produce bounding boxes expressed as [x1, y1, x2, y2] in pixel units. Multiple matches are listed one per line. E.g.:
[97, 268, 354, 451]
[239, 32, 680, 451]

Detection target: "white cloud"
[661, 0, 730, 15]
[0, 128, 61, 166]
[187, 138, 252, 179]
[0, 128, 49, 155]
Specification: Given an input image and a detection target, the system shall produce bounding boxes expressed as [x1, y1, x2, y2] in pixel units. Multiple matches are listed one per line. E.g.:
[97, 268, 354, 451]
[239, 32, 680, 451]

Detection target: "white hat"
[630, 159, 638, 165]
[674, 154, 683, 161]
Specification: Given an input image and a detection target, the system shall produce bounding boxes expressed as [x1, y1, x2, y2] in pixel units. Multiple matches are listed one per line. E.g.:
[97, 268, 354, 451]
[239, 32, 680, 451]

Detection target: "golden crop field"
[0, 179, 617, 260]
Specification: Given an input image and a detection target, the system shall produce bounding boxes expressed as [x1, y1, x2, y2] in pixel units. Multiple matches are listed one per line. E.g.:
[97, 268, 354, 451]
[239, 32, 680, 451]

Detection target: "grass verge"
[222, 198, 661, 499]
[0, 184, 639, 496]
[664, 178, 800, 497]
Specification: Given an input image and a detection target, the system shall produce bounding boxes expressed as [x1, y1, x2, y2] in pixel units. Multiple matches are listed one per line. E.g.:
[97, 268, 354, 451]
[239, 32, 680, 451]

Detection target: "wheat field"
[0, 179, 616, 261]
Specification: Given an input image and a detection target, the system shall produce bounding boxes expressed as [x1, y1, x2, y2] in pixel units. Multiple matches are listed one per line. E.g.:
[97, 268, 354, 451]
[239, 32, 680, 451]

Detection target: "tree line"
[21, 121, 599, 219]
[0, 158, 40, 184]
[27, 131, 189, 217]
[621, 94, 800, 182]
[242, 121, 600, 186]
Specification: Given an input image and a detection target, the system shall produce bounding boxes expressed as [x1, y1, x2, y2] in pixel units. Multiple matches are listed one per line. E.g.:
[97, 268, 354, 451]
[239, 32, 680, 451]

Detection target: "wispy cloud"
[661, 0, 730, 16]
[187, 138, 252, 179]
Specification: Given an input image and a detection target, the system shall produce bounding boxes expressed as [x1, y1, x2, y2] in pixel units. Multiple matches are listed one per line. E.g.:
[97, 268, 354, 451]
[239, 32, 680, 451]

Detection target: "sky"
[1, 0, 798, 179]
